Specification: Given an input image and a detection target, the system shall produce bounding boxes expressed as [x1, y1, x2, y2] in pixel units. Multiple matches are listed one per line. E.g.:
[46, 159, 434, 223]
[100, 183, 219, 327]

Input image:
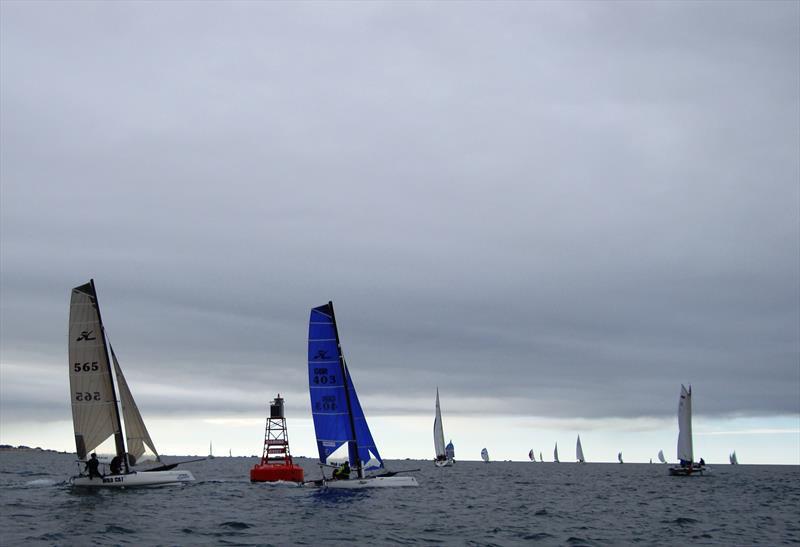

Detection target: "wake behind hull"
[70, 470, 195, 487]
[321, 476, 419, 489]
[434, 458, 454, 467]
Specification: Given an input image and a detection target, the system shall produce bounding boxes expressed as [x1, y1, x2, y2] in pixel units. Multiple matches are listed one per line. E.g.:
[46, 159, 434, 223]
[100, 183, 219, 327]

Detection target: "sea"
[1, 451, 798, 546]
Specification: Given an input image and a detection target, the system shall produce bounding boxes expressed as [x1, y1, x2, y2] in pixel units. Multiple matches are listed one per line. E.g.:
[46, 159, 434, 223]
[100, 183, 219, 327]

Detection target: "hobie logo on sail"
[76, 330, 96, 342]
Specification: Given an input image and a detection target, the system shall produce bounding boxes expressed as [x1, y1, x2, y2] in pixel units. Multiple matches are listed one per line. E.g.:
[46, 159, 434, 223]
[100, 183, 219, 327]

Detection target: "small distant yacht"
[528, 449, 535, 462]
[481, 448, 490, 463]
[554, 442, 560, 463]
[729, 451, 738, 465]
[576, 435, 585, 463]
[208, 441, 215, 460]
[658, 449, 667, 464]
[618, 452, 623, 464]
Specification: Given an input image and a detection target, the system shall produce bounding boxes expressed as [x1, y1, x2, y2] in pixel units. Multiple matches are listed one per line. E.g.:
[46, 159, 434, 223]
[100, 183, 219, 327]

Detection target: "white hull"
[71, 470, 195, 487]
[668, 465, 709, 476]
[322, 475, 419, 489]
[434, 458, 454, 467]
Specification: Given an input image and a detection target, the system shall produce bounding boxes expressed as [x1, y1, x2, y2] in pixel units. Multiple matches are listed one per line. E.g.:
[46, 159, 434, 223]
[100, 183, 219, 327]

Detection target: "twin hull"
[71, 470, 195, 487]
[322, 475, 419, 489]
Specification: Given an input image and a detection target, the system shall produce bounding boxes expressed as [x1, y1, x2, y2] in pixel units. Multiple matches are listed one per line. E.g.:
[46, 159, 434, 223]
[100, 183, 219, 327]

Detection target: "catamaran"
[433, 388, 454, 467]
[576, 435, 585, 463]
[68, 280, 195, 487]
[658, 449, 667, 464]
[618, 451, 623, 464]
[554, 442, 560, 463]
[729, 451, 738, 465]
[539, 451, 543, 462]
[481, 448, 490, 463]
[446, 440, 455, 462]
[307, 302, 418, 488]
[528, 449, 535, 462]
[668, 385, 707, 476]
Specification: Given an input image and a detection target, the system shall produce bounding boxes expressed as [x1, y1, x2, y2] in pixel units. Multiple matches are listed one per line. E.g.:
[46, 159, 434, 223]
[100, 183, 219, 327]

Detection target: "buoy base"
[250, 464, 304, 483]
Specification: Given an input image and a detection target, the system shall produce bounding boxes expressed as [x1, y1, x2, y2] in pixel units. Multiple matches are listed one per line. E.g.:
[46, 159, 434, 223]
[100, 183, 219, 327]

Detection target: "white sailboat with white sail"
[554, 442, 560, 463]
[68, 280, 195, 487]
[307, 302, 418, 488]
[729, 451, 738, 465]
[576, 435, 585, 463]
[669, 384, 707, 476]
[433, 388, 454, 467]
[481, 448, 490, 463]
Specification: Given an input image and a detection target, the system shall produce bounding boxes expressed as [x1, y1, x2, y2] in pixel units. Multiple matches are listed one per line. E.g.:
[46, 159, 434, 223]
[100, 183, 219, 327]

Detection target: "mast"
[327, 301, 363, 478]
[89, 279, 129, 474]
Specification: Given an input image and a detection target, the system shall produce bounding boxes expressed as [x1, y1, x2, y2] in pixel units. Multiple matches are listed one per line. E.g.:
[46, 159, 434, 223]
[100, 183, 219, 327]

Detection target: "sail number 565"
[75, 392, 101, 401]
[73, 361, 99, 372]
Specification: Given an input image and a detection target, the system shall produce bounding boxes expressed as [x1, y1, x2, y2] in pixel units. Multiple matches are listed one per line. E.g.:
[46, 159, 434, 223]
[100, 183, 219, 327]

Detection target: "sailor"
[85, 453, 101, 479]
[109, 455, 122, 475]
[332, 461, 351, 480]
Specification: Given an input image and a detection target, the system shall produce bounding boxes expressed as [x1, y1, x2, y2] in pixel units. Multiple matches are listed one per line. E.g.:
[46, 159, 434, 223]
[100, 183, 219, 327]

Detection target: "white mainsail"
[730, 451, 738, 465]
[554, 442, 559, 462]
[677, 384, 693, 463]
[658, 449, 666, 464]
[68, 282, 124, 460]
[110, 344, 159, 463]
[576, 435, 585, 463]
[481, 448, 489, 462]
[433, 388, 446, 459]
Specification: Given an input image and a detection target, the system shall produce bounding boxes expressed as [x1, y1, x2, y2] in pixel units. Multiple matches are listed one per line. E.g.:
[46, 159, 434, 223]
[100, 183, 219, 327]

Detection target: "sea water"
[1, 451, 798, 545]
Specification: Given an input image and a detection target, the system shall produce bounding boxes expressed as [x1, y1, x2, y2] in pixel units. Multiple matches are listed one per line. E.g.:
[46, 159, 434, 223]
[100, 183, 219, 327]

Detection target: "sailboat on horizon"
[481, 448, 490, 463]
[618, 452, 624, 464]
[554, 442, 560, 463]
[528, 449, 535, 462]
[68, 280, 196, 487]
[433, 388, 454, 467]
[729, 451, 738, 465]
[669, 384, 707, 476]
[208, 441, 215, 459]
[307, 302, 418, 488]
[658, 449, 667, 464]
[576, 435, 585, 463]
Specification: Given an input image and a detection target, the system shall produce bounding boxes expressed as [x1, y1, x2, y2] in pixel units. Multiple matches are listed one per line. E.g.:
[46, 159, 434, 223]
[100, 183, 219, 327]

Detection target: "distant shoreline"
[0, 444, 68, 454]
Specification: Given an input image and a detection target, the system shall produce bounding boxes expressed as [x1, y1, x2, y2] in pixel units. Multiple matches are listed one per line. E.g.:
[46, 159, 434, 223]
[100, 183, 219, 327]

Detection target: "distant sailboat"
[528, 449, 535, 462]
[481, 448, 490, 463]
[658, 449, 667, 464]
[433, 388, 454, 467]
[618, 452, 623, 464]
[307, 302, 418, 488]
[554, 442, 560, 463]
[67, 280, 195, 487]
[576, 435, 585, 463]
[650, 458, 653, 464]
[729, 451, 738, 465]
[208, 441, 214, 459]
[446, 440, 455, 461]
[669, 384, 707, 476]
[539, 451, 543, 462]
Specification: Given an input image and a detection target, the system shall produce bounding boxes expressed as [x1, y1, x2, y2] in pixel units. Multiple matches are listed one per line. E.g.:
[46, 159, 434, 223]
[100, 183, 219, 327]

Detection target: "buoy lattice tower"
[250, 394, 304, 482]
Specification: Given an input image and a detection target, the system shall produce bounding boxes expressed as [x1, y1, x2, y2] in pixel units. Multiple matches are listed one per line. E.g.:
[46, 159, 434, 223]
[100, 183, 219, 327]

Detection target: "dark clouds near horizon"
[1, 1, 798, 424]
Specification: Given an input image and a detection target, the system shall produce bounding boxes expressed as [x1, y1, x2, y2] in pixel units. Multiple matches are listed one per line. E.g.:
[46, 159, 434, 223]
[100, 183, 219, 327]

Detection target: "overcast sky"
[1, 1, 798, 464]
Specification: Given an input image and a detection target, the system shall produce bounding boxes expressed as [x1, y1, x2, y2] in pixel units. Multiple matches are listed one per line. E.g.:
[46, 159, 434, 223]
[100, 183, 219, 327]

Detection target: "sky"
[1, 1, 798, 465]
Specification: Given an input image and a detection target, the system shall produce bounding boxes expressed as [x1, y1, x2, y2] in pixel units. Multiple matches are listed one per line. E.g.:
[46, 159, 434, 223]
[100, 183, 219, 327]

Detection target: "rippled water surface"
[1, 451, 799, 545]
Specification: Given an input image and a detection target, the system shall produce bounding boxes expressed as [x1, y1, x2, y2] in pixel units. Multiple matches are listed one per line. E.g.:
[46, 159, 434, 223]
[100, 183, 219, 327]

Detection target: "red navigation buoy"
[250, 394, 305, 483]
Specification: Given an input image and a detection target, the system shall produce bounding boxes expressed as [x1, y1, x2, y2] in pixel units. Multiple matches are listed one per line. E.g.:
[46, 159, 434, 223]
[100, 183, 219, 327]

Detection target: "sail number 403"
[73, 361, 99, 372]
[312, 368, 336, 385]
[75, 392, 102, 401]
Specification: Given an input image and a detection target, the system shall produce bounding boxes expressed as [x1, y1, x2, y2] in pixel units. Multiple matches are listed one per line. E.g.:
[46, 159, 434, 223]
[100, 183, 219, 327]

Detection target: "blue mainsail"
[308, 303, 383, 472]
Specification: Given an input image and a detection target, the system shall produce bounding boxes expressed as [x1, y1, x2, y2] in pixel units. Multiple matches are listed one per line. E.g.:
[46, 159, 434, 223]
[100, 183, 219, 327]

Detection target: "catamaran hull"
[434, 458, 454, 467]
[668, 465, 708, 476]
[322, 476, 419, 489]
[71, 470, 195, 487]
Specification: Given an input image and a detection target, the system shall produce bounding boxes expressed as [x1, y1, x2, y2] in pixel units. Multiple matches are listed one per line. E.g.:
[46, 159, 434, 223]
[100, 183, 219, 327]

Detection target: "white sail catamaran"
[307, 302, 418, 488]
[68, 280, 195, 487]
[433, 388, 454, 467]
[576, 435, 585, 463]
[668, 385, 708, 476]
[554, 442, 560, 463]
